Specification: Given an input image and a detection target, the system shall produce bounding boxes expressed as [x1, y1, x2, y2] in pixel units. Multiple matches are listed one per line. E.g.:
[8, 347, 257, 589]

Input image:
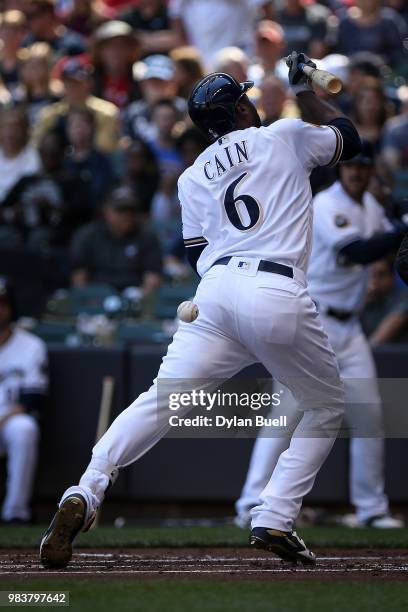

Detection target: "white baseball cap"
[133, 55, 175, 82]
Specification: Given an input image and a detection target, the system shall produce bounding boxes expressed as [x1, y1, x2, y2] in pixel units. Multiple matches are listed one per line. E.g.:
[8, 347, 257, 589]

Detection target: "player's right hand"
[287, 51, 316, 95]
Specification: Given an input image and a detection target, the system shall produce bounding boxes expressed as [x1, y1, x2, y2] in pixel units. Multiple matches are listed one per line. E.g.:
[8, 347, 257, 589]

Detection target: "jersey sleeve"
[313, 193, 361, 251]
[269, 118, 343, 172]
[178, 175, 208, 251]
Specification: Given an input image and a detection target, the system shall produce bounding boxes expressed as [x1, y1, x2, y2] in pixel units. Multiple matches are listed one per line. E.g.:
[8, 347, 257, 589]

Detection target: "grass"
[1, 526, 408, 611]
[1, 579, 407, 612]
[1, 525, 408, 549]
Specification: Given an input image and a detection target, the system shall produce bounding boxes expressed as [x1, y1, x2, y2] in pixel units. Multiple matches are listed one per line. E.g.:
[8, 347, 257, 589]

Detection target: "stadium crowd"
[0, 0, 408, 524]
[0, 0, 406, 323]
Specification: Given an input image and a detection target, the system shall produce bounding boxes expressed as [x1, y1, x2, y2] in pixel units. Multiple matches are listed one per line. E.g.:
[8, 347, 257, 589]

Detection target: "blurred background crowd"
[0, 0, 407, 343]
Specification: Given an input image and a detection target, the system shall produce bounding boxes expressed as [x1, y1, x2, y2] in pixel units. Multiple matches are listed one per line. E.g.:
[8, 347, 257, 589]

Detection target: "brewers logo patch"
[335, 214, 349, 228]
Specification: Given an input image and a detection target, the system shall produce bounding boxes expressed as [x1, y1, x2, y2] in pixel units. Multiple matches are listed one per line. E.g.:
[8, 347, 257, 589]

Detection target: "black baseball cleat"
[249, 527, 316, 566]
[40, 494, 90, 569]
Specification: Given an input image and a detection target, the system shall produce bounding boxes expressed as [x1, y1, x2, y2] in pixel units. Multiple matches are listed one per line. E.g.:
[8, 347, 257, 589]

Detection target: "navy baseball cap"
[61, 56, 94, 81]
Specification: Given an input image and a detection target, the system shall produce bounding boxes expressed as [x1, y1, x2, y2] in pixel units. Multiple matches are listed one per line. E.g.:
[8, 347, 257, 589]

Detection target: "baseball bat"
[91, 375, 115, 529]
[286, 57, 343, 94]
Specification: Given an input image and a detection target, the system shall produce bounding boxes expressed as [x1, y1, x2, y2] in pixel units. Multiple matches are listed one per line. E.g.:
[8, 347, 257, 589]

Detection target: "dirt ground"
[1, 548, 408, 581]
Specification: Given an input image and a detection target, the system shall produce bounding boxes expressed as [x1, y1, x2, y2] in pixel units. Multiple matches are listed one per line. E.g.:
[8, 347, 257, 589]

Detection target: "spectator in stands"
[17, 43, 61, 125]
[120, 0, 177, 55]
[127, 54, 184, 141]
[361, 257, 408, 344]
[0, 129, 90, 247]
[70, 186, 163, 293]
[23, 0, 85, 56]
[213, 47, 250, 84]
[347, 52, 385, 95]
[148, 99, 183, 175]
[121, 138, 160, 215]
[92, 20, 141, 109]
[385, 0, 408, 23]
[335, 0, 407, 68]
[259, 75, 297, 125]
[159, 126, 207, 274]
[335, 52, 385, 116]
[0, 10, 26, 95]
[0, 278, 47, 524]
[150, 125, 206, 221]
[148, 99, 183, 221]
[0, 106, 40, 203]
[64, 107, 115, 211]
[352, 81, 392, 153]
[169, 0, 273, 66]
[176, 126, 207, 170]
[275, 0, 330, 59]
[382, 85, 408, 172]
[58, 0, 103, 38]
[170, 46, 205, 100]
[252, 20, 287, 83]
[33, 55, 120, 153]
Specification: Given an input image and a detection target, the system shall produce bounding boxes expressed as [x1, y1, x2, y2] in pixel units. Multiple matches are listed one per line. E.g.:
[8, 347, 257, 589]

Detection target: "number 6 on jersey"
[224, 172, 262, 231]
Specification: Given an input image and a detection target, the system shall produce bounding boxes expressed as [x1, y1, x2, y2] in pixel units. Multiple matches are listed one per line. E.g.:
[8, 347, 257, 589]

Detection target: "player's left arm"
[339, 201, 407, 266]
[178, 176, 208, 275]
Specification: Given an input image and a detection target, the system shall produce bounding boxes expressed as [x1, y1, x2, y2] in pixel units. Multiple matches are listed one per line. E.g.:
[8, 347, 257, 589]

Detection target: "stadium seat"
[153, 283, 198, 319]
[31, 320, 77, 344]
[116, 320, 170, 345]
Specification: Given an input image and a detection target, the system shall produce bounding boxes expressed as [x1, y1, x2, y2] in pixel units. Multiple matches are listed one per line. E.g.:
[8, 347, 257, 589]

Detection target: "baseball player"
[0, 279, 48, 524]
[40, 52, 361, 568]
[235, 143, 406, 529]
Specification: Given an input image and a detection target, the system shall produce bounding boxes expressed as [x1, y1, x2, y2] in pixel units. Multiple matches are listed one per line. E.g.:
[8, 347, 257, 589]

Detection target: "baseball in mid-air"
[177, 301, 199, 323]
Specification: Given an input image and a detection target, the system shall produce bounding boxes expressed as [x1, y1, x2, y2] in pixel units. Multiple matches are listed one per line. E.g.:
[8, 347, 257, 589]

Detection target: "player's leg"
[239, 278, 344, 562]
[337, 326, 392, 525]
[235, 385, 300, 527]
[41, 268, 256, 567]
[0, 413, 39, 523]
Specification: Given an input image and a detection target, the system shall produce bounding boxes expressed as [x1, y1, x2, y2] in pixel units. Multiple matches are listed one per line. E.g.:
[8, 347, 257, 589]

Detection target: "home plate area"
[2, 548, 408, 580]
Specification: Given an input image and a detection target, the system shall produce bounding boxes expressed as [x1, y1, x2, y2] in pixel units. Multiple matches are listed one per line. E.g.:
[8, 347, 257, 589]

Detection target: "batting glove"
[287, 51, 316, 95]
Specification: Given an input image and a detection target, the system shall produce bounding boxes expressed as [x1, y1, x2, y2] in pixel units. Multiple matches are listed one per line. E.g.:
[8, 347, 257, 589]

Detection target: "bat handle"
[298, 62, 315, 76]
[298, 62, 342, 94]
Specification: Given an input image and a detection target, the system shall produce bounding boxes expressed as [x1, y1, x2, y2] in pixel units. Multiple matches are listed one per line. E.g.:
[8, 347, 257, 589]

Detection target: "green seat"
[116, 320, 170, 345]
[32, 320, 76, 343]
[70, 285, 119, 316]
[47, 285, 120, 317]
[153, 283, 199, 319]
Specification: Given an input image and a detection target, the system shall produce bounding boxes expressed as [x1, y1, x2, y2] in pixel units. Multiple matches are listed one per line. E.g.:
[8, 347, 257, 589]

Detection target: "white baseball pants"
[69, 258, 344, 532]
[0, 413, 39, 521]
[236, 315, 388, 525]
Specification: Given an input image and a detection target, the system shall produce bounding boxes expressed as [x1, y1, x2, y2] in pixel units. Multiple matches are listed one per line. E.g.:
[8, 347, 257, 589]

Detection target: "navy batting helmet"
[188, 73, 254, 141]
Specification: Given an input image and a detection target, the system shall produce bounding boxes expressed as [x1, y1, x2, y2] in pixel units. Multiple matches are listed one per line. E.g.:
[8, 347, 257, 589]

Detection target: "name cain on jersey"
[203, 140, 249, 181]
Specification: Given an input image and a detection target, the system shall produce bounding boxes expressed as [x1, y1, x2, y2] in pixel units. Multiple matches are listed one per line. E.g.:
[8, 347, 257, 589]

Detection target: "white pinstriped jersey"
[0, 328, 48, 416]
[308, 181, 392, 312]
[179, 118, 343, 277]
